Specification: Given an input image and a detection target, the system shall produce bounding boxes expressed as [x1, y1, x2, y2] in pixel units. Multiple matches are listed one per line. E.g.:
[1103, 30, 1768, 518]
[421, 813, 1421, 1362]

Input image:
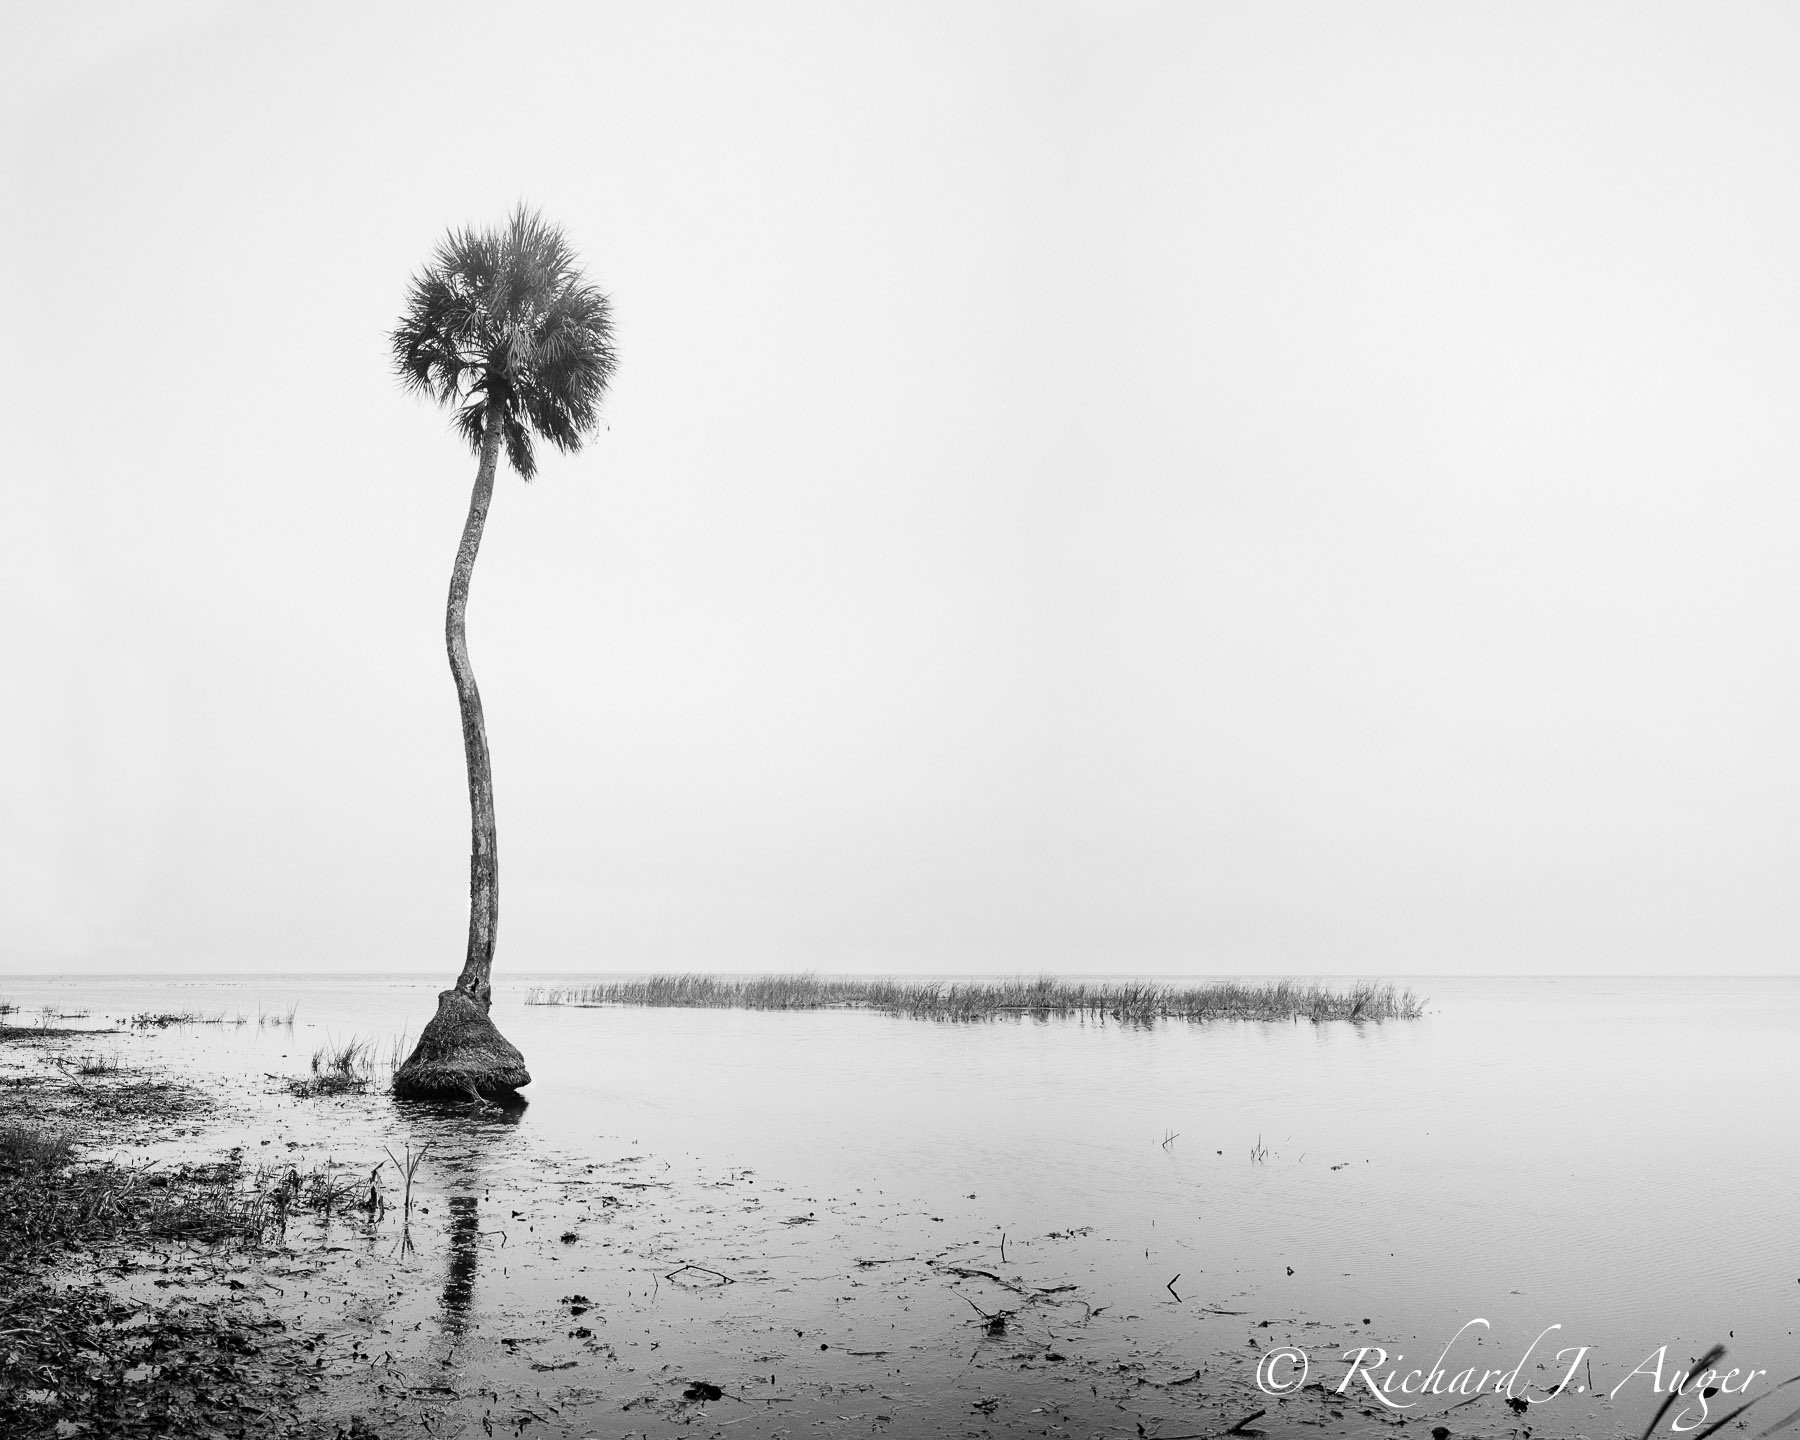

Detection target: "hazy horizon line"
[2, 968, 1790, 982]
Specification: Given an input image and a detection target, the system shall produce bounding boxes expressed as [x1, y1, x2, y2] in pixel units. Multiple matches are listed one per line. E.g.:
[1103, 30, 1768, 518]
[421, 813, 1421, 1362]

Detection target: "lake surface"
[5, 972, 1795, 1437]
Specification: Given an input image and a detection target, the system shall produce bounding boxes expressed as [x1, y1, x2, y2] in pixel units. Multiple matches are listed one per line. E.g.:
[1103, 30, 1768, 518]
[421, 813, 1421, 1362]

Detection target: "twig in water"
[665, 1263, 734, 1285]
[936, 1264, 1034, 1297]
[1154, 1410, 1268, 1440]
[1167, 1274, 1182, 1301]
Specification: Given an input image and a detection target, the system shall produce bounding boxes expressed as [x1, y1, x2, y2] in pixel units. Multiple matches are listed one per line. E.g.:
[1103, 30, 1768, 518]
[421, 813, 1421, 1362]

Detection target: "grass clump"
[526, 974, 1426, 1024]
[123, 1009, 246, 1029]
[0, 1122, 74, 1171]
[0, 1133, 275, 1254]
[285, 1036, 375, 1098]
[124, 1011, 200, 1028]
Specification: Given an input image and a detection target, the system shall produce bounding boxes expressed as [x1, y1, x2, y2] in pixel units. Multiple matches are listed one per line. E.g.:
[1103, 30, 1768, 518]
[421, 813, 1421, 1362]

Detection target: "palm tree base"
[393, 988, 531, 1100]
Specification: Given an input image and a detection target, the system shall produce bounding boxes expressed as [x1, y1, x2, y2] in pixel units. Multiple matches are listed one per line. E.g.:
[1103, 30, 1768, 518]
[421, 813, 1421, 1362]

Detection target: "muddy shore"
[0, 1006, 1639, 1440]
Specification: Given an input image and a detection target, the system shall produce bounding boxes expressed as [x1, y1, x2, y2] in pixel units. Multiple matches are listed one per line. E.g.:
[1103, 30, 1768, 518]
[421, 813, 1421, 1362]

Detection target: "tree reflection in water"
[407, 1102, 525, 1348]
[439, 1193, 481, 1334]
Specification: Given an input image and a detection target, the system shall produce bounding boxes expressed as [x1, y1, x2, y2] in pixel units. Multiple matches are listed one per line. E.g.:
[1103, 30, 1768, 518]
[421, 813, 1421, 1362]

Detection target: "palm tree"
[389, 206, 618, 1099]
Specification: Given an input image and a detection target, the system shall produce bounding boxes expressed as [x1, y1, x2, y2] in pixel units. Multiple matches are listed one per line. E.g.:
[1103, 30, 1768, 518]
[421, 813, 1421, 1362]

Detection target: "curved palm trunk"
[393, 407, 530, 1099]
[449, 412, 506, 1004]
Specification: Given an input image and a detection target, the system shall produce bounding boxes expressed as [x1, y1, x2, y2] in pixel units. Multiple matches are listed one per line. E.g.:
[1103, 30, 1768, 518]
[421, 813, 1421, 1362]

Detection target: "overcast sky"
[5, 3, 1800, 977]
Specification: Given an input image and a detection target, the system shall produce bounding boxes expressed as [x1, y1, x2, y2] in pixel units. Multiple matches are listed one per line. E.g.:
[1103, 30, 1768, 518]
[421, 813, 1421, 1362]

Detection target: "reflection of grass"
[526, 974, 1426, 1023]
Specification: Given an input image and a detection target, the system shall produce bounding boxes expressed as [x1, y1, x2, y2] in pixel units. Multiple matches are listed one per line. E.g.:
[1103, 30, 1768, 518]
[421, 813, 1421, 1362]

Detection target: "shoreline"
[0, 985, 1725, 1440]
[1, 1023, 311, 1438]
[0, 1001, 1311, 1439]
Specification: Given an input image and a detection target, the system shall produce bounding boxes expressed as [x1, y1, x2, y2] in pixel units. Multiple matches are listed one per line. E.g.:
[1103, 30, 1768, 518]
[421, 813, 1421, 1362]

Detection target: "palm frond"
[453, 401, 487, 454]
[391, 203, 617, 472]
[502, 410, 536, 480]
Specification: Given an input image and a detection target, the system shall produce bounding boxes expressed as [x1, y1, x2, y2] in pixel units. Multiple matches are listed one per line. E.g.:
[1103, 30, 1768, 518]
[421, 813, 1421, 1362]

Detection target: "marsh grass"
[122, 1008, 249, 1028]
[260, 1161, 385, 1219]
[0, 1133, 274, 1250]
[526, 974, 1425, 1023]
[2, 1118, 389, 1253]
[0, 1121, 74, 1171]
[307, 1164, 384, 1216]
[286, 1036, 375, 1098]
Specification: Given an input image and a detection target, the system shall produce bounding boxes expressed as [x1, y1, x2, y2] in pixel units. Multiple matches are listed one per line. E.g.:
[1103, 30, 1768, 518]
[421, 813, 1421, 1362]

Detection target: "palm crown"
[391, 205, 618, 478]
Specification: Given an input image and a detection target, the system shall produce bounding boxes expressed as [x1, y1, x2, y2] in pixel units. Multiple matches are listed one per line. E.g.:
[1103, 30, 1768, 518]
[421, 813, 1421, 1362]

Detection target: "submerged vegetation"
[525, 974, 1426, 1023]
[0, 1273, 299, 1438]
[119, 1002, 297, 1030]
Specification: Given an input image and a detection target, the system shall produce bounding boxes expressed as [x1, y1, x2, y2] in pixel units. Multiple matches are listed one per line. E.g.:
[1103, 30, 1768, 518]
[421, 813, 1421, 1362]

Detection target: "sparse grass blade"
[383, 1141, 430, 1224]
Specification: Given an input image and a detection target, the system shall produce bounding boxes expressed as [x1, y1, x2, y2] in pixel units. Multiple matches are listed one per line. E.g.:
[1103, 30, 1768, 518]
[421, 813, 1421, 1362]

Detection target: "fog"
[6, 3, 1799, 976]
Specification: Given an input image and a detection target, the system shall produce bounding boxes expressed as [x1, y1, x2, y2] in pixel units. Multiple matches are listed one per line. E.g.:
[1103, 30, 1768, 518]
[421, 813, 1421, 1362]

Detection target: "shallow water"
[6, 973, 1796, 1437]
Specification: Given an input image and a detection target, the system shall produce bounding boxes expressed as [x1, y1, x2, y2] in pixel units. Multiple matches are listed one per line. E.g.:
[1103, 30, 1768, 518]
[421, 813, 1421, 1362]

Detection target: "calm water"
[7, 972, 1797, 1434]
